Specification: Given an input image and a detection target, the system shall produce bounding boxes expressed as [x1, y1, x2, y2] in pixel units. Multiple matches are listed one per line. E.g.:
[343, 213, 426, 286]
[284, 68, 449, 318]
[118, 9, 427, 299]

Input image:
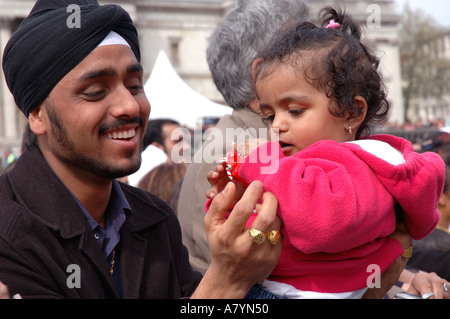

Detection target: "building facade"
[0, 0, 404, 169]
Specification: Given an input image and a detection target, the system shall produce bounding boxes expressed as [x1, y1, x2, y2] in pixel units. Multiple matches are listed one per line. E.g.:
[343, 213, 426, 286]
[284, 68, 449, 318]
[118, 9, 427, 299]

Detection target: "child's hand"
[206, 163, 229, 200]
[206, 164, 247, 207]
[206, 139, 266, 204]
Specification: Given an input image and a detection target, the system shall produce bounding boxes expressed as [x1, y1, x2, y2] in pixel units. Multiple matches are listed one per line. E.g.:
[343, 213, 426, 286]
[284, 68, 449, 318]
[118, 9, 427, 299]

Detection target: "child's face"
[256, 63, 350, 157]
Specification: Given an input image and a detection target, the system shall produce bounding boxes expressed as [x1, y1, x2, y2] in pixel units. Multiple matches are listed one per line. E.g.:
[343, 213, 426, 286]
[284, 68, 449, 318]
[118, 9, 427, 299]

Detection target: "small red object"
[219, 150, 249, 187]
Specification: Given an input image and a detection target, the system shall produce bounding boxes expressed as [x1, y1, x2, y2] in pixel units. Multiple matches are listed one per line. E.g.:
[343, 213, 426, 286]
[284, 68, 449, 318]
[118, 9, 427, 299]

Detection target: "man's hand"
[402, 270, 450, 299]
[0, 281, 9, 299]
[193, 181, 282, 299]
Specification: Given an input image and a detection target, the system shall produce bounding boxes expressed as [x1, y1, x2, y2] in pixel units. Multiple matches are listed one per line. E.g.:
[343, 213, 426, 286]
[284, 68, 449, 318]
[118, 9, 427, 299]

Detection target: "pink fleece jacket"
[229, 134, 444, 293]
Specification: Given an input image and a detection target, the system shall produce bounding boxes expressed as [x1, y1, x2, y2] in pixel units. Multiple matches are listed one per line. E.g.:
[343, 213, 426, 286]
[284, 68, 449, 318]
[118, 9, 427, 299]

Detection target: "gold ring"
[402, 245, 413, 258]
[265, 230, 281, 245]
[249, 227, 266, 245]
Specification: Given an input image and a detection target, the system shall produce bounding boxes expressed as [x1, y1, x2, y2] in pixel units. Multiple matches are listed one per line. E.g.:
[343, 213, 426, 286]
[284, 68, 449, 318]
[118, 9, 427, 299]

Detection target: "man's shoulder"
[0, 179, 31, 242]
[119, 182, 175, 228]
[0, 171, 14, 199]
[0, 172, 23, 217]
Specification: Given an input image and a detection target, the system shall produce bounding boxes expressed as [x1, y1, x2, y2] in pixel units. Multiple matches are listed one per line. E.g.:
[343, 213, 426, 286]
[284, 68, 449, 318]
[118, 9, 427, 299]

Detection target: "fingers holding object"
[248, 191, 282, 246]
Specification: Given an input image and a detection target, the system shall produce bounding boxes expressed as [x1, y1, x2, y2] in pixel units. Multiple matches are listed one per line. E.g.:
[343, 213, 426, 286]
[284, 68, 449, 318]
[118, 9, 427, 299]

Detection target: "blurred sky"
[395, 0, 450, 28]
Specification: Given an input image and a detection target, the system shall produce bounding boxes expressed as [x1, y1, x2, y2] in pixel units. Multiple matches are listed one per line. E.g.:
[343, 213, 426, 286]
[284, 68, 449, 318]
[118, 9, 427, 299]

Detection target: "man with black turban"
[0, 0, 282, 299]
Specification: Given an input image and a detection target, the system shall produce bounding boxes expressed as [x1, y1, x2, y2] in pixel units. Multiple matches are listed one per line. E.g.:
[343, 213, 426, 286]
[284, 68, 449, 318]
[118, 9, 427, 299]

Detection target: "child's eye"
[288, 108, 304, 117]
[261, 115, 274, 126]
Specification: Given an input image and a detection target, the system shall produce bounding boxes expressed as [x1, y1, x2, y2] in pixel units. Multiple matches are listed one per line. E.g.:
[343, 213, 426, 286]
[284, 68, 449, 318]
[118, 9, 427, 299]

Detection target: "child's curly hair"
[253, 6, 390, 138]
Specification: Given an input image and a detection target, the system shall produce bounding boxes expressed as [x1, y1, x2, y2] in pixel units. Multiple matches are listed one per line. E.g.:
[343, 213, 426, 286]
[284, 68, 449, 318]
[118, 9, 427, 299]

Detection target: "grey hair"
[206, 0, 309, 109]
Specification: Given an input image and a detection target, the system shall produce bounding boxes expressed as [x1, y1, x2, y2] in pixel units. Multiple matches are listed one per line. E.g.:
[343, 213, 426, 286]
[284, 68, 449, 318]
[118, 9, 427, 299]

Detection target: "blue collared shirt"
[77, 179, 131, 257]
[70, 179, 130, 298]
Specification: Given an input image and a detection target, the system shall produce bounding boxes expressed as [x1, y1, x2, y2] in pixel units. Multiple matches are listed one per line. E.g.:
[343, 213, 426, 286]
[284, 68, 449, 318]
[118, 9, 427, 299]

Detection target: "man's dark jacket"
[0, 146, 202, 298]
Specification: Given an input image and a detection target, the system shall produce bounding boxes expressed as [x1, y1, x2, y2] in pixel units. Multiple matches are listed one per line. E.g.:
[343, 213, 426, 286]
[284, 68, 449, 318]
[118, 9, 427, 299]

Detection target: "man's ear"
[347, 95, 368, 130]
[28, 103, 47, 136]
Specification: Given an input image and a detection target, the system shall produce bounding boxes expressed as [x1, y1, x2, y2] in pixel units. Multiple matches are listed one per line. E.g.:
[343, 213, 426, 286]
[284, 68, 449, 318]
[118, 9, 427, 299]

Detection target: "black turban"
[2, 0, 140, 117]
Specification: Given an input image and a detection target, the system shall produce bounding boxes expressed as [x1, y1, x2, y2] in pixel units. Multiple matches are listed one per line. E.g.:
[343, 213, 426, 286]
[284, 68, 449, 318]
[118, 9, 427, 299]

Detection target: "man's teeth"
[105, 129, 136, 140]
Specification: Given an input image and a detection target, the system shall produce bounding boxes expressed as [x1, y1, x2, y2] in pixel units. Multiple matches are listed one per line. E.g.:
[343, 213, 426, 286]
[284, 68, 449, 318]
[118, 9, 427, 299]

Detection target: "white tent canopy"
[144, 50, 231, 128]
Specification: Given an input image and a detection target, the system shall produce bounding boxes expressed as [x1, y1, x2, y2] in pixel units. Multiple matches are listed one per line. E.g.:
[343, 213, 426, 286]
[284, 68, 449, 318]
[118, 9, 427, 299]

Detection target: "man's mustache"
[98, 116, 145, 135]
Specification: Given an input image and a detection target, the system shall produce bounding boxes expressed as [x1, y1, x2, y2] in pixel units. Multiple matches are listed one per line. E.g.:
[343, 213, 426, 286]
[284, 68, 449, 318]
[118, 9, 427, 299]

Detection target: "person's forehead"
[61, 45, 140, 83]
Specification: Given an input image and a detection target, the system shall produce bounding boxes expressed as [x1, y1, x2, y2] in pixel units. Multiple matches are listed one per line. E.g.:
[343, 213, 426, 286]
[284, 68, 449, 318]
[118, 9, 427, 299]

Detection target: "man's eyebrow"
[79, 67, 117, 82]
[78, 64, 143, 83]
[127, 63, 143, 74]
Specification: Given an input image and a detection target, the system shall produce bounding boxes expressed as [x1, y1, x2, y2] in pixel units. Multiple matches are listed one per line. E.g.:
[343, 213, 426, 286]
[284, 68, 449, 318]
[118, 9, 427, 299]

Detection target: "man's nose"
[110, 85, 140, 118]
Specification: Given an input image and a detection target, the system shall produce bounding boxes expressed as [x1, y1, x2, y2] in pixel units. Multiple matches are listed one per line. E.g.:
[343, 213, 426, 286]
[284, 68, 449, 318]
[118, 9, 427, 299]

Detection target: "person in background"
[411, 164, 450, 251]
[127, 118, 190, 186]
[405, 163, 450, 283]
[167, 178, 184, 215]
[138, 162, 188, 214]
[405, 133, 450, 283]
[419, 130, 450, 156]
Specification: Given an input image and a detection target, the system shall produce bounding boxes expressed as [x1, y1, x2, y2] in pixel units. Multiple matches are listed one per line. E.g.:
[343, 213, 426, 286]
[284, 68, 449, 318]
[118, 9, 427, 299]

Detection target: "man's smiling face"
[31, 44, 150, 180]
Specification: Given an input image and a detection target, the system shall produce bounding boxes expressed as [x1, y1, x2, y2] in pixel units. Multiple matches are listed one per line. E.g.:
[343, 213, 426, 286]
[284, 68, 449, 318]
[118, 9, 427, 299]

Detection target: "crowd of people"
[0, 0, 449, 301]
